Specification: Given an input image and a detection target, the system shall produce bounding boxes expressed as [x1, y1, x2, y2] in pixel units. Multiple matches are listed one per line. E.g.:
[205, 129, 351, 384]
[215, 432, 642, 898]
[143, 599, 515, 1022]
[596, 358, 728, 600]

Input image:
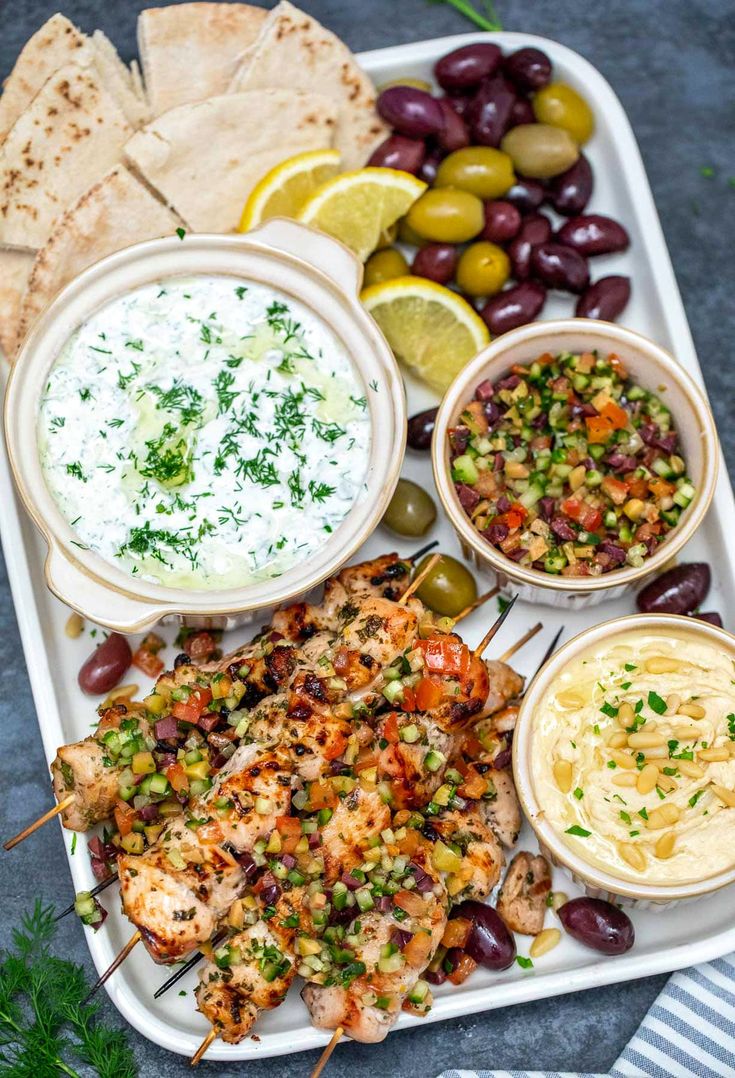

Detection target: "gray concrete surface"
[1, 1, 733, 1074]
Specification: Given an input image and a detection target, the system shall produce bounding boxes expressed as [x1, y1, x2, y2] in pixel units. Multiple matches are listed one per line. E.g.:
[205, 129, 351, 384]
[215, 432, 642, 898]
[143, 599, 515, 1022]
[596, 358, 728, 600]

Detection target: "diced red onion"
[391, 928, 414, 949]
[417, 874, 435, 894]
[260, 883, 281, 905]
[483, 400, 501, 426]
[606, 451, 637, 471]
[496, 374, 520, 390]
[237, 851, 258, 881]
[88, 836, 105, 859]
[139, 803, 159, 822]
[198, 712, 220, 733]
[308, 833, 321, 849]
[474, 378, 495, 401]
[425, 967, 447, 985]
[155, 715, 178, 740]
[281, 853, 297, 869]
[539, 496, 555, 522]
[341, 872, 363, 891]
[551, 517, 576, 541]
[90, 857, 109, 882]
[156, 752, 177, 771]
[377, 896, 393, 913]
[598, 540, 626, 565]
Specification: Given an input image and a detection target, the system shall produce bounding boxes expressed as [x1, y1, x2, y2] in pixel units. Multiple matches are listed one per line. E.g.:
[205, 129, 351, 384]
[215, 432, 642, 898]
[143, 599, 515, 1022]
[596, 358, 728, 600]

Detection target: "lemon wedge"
[361, 276, 490, 392]
[238, 149, 342, 232]
[297, 168, 427, 262]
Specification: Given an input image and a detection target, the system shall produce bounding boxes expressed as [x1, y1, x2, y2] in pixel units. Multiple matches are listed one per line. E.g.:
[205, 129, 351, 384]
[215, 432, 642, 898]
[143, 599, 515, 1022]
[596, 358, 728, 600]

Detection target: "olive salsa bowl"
[431, 319, 718, 609]
[4, 221, 406, 632]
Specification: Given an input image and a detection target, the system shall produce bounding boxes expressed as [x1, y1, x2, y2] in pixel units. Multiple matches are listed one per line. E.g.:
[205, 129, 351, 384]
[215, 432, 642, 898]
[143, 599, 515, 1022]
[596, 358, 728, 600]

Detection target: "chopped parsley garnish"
[516, 955, 534, 969]
[573, 787, 584, 800]
[600, 701, 618, 718]
[565, 825, 591, 837]
[648, 691, 667, 715]
[65, 461, 86, 482]
[689, 789, 705, 808]
[727, 714, 735, 741]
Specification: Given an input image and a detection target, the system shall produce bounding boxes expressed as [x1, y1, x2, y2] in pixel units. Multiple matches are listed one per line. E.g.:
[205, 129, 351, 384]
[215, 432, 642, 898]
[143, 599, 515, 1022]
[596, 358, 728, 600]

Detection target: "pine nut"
[628, 731, 666, 749]
[654, 832, 676, 859]
[666, 693, 681, 715]
[530, 928, 561, 958]
[606, 731, 629, 749]
[550, 891, 568, 912]
[65, 611, 84, 638]
[676, 759, 705, 779]
[646, 804, 681, 829]
[678, 702, 706, 719]
[612, 772, 638, 787]
[644, 656, 681, 674]
[557, 690, 585, 709]
[553, 759, 573, 793]
[641, 746, 669, 759]
[609, 749, 637, 769]
[656, 773, 677, 792]
[637, 763, 659, 795]
[618, 702, 634, 726]
[102, 683, 139, 708]
[698, 747, 730, 763]
[710, 785, 735, 808]
[672, 724, 699, 740]
[618, 843, 647, 871]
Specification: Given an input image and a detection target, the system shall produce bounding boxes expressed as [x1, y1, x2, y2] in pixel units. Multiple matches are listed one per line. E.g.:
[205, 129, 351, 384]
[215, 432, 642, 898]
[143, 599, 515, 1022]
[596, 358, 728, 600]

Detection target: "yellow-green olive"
[414, 553, 477, 617]
[382, 478, 437, 537]
[500, 124, 579, 179]
[364, 247, 410, 287]
[398, 217, 429, 248]
[406, 188, 485, 244]
[434, 146, 516, 200]
[533, 82, 595, 144]
[456, 241, 510, 297]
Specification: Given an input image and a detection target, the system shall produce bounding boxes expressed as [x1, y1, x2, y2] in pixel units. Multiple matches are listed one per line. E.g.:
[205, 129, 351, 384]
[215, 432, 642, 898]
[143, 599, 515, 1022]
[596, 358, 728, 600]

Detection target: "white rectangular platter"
[2, 29, 735, 1063]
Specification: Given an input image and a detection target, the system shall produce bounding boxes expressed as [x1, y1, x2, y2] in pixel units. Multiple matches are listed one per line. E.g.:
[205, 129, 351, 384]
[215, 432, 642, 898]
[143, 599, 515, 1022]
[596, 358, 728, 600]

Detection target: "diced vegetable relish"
[449, 350, 695, 576]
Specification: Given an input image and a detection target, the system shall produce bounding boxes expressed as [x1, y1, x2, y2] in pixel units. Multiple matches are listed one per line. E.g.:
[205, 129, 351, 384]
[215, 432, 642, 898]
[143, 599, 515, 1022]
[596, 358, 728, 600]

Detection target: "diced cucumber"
[589, 443, 606, 460]
[544, 551, 568, 574]
[452, 454, 479, 484]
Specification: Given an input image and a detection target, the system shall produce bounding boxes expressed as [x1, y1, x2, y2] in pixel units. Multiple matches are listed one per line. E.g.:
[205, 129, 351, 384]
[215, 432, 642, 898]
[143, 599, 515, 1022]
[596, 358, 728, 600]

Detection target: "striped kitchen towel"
[439, 953, 735, 1078]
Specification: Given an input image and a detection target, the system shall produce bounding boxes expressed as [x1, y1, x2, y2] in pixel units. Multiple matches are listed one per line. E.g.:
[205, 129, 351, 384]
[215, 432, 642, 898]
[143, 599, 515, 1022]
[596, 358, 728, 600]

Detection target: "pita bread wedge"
[92, 30, 150, 127]
[0, 63, 133, 250]
[0, 248, 34, 359]
[138, 3, 267, 116]
[124, 89, 336, 232]
[15, 166, 184, 353]
[229, 2, 388, 170]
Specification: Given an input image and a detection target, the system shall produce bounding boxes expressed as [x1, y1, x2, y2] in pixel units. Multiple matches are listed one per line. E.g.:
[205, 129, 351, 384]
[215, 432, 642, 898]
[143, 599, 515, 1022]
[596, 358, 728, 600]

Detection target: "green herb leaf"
[516, 955, 533, 969]
[565, 825, 591, 837]
[648, 691, 667, 715]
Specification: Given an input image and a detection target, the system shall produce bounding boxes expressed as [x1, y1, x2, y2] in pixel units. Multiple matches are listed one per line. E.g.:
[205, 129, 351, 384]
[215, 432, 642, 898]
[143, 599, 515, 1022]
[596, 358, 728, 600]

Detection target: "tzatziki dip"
[38, 275, 371, 590]
[532, 627, 735, 886]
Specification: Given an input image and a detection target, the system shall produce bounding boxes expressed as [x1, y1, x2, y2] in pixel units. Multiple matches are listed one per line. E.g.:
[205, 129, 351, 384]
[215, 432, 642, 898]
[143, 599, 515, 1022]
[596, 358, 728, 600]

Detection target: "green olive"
[364, 247, 410, 287]
[533, 82, 595, 144]
[414, 553, 477, 617]
[456, 241, 510, 297]
[382, 478, 437, 537]
[500, 124, 579, 179]
[434, 146, 516, 200]
[397, 217, 428, 248]
[405, 188, 485, 244]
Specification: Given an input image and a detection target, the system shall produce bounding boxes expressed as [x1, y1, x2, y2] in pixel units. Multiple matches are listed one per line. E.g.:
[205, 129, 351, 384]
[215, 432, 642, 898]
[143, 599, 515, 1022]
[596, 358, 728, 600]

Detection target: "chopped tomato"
[276, 816, 302, 838]
[494, 502, 527, 531]
[600, 399, 629, 430]
[383, 712, 400, 743]
[400, 687, 417, 712]
[354, 750, 379, 773]
[403, 931, 433, 969]
[561, 497, 602, 531]
[447, 951, 477, 985]
[415, 676, 443, 712]
[585, 414, 616, 443]
[441, 917, 472, 949]
[132, 647, 164, 678]
[165, 762, 189, 793]
[648, 477, 675, 499]
[114, 800, 135, 837]
[394, 889, 426, 917]
[172, 700, 202, 723]
[458, 765, 489, 800]
[601, 476, 629, 505]
[197, 821, 224, 845]
[308, 779, 338, 810]
[608, 352, 628, 379]
[397, 828, 420, 856]
[322, 732, 348, 761]
[627, 477, 649, 499]
[416, 637, 471, 678]
[576, 351, 596, 373]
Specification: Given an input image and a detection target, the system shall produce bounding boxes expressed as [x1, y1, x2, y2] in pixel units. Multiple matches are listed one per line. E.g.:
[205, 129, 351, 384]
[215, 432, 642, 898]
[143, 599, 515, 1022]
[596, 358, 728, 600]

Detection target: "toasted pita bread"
[15, 166, 184, 354]
[91, 31, 150, 127]
[0, 248, 34, 359]
[0, 63, 133, 250]
[138, 3, 267, 116]
[124, 89, 336, 232]
[229, 2, 387, 170]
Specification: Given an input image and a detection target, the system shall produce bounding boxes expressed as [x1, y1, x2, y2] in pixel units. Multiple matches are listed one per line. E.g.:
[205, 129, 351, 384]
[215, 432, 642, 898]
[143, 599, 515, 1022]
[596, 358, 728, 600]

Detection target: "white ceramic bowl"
[513, 613, 735, 908]
[4, 220, 406, 633]
[432, 319, 718, 610]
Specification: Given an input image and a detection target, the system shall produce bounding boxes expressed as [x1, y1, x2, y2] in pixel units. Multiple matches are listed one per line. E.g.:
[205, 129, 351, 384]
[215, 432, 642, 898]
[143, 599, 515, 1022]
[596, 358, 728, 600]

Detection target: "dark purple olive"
[508, 213, 552, 279]
[468, 75, 516, 147]
[444, 91, 473, 118]
[548, 154, 594, 216]
[509, 97, 535, 127]
[636, 563, 711, 616]
[531, 242, 590, 293]
[505, 177, 546, 214]
[368, 134, 426, 175]
[576, 275, 631, 321]
[558, 214, 630, 257]
[692, 611, 723, 626]
[412, 243, 458, 284]
[419, 146, 446, 185]
[451, 899, 516, 970]
[503, 47, 552, 91]
[435, 42, 503, 92]
[78, 633, 133, 695]
[437, 97, 471, 151]
[377, 86, 444, 138]
[424, 964, 448, 986]
[482, 199, 522, 243]
[407, 406, 438, 451]
[558, 897, 635, 956]
[480, 280, 547, 335]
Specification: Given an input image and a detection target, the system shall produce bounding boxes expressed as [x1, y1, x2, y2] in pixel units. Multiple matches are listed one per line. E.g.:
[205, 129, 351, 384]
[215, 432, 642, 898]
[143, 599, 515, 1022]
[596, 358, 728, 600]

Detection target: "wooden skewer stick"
[498, 621, 543, 663]
[531, 625, 565, 680]
[472, 593, 518, 659]
[84, 930, 141, 1002]
[3, 793, 75, 851]
[399, 552, 441, 603]
[453, 583, 500, 623]
[55, 871, 119, 921]
[191, 1027, 217, 1068]
[310, 1026, 345, 1078]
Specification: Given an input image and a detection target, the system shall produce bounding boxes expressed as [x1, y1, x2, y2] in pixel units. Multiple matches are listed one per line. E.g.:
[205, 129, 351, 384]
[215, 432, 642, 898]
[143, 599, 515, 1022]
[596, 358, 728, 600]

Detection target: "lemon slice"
[238, 149, 342, 232]
[297, 168, 427, 262]
[361, 276, 490, 393]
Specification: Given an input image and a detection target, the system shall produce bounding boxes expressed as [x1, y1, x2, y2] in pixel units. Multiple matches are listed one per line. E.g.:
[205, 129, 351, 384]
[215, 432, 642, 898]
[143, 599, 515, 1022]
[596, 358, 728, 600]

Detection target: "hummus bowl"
[514, 613, 735, 907]
[5, 220, 405, 632]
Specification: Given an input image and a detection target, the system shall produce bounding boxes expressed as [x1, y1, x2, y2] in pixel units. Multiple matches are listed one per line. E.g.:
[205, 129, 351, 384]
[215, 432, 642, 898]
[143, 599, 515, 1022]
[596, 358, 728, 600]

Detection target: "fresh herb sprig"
[426, 0, 502, 31]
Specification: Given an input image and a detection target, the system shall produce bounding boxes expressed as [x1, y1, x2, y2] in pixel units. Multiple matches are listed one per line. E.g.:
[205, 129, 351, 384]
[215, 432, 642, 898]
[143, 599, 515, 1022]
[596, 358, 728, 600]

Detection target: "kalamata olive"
[419, 146, 446, 185]
[531, 242, 590, 293]
[412, 243, 458, 284]
[480, 280, 547, 335]
[456, 241, 510, 297]
[414, 553, 477, 617]
[451, 900, 516, 970]
[406, 188, 485, 244]
[636, 563, 711, 616]
[508, 213, 552, 279]
[407, 406, 438, 451]
[508, 97, 535, 127]
[363, 247, 409, 287]
[445, 91, 473, 118]
[377, 85, 444, 138]
[558, 897, 634, 956]
[368, 134, 426, 174]
[503, 46, 553, 91]
[692, 611, 723, 626]
[382, 478, 437, 537]
[435, 146, 515, 200]
[78, 632, 133, 695]
[506, 177, 546, 214]
[501, 123, 579, 179]
[437, 97, 470, 151]
[481, 200, 521, 245]
[435, 42, 503, 92]
[547, 154, 593, 216]
[558, 214, 630, 256]
[534, 82, 595, 144]
[468, 75, 516, 147]
[575, 275, 631, 321]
